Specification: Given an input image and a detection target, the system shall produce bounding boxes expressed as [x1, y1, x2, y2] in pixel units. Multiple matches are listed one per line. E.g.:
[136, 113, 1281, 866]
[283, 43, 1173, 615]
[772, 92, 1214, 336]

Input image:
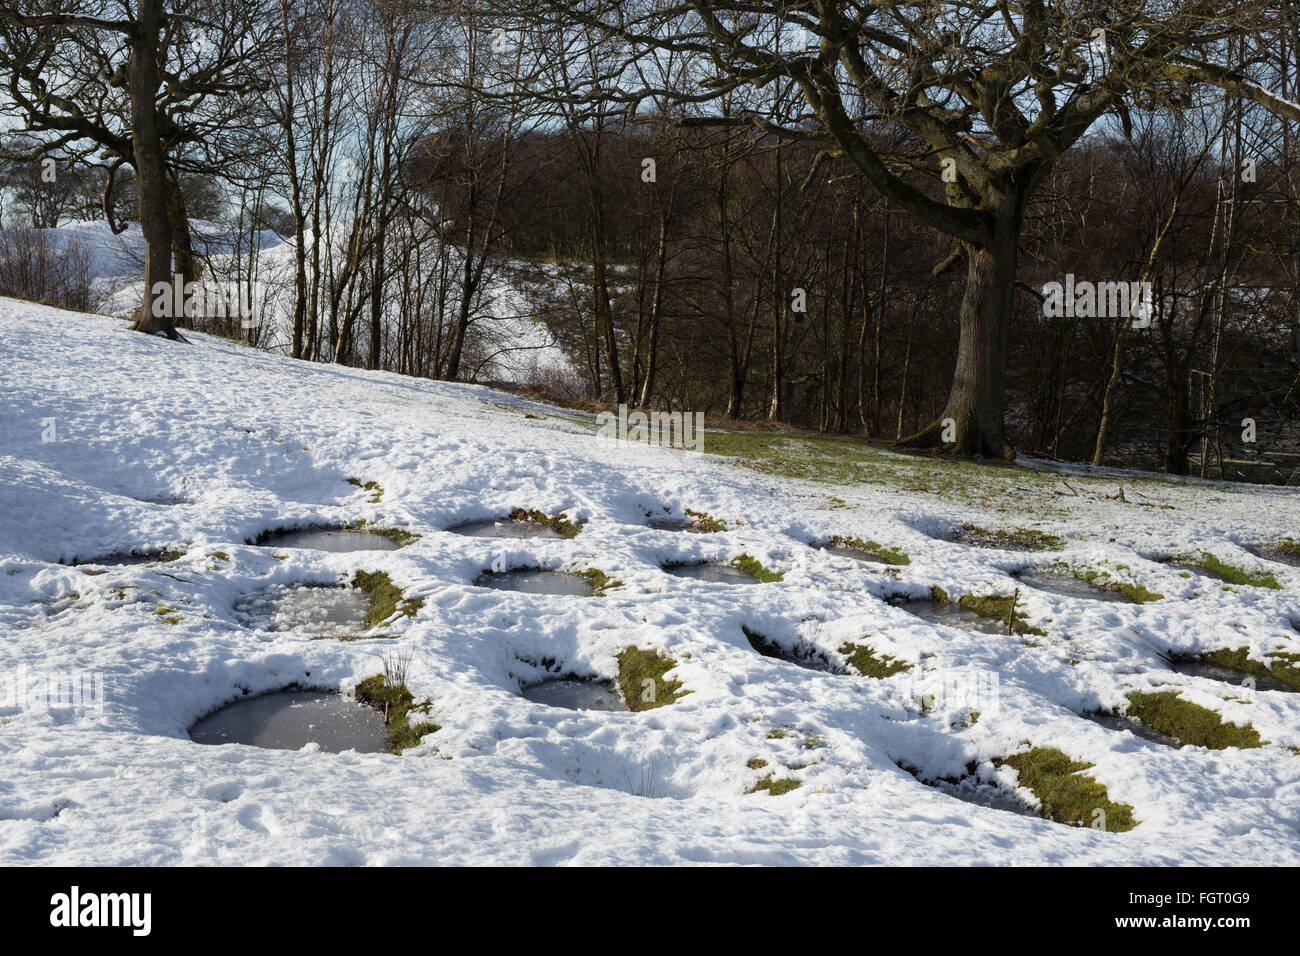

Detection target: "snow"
[2, 298, 1300, 865]
[46, 219, 574, 384]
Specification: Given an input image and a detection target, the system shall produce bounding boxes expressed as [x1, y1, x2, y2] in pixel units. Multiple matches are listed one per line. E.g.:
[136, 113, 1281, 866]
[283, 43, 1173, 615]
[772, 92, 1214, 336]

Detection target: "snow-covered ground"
[32, 219, 573, 384]
[2, 299, 1299, 865]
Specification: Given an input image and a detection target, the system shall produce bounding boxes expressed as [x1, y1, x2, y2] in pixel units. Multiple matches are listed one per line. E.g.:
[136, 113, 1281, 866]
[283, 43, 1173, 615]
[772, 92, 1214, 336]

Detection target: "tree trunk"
[129, 0, 177, 339]
[636, 209, 670, 407]
[899, 198, 1021, 458]
[166, 173, 194, 291]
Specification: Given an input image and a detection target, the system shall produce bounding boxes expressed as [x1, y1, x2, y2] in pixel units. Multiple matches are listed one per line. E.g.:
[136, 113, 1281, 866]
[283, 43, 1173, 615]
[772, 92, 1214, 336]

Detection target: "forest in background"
[1, 1, 1298, 480]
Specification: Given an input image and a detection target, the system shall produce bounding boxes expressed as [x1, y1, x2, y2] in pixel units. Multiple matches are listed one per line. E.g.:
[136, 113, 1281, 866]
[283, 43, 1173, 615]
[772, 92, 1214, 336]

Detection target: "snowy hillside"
[2, 299, 1299, 865]
[34, 220, 572, 385]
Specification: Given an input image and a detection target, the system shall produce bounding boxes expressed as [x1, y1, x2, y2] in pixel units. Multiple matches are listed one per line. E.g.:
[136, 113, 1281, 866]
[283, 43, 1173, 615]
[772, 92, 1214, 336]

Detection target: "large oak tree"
[487, 0, 1300, 456]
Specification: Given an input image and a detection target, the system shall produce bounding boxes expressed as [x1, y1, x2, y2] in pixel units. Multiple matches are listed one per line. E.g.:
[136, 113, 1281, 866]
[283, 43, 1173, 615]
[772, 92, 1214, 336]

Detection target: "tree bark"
[128, 0, 177, 338]
[899, 196, 1022, 458]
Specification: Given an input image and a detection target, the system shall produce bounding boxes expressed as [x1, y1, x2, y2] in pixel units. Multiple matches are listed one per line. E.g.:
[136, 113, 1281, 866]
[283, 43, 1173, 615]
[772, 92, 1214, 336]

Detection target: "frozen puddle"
[521, 678, 628, 711]
[647, 516, 694, 532]
[664, 562, 758, 584]
[1250, 544, 1300, 569]
[253, 527, 402, 552]
[927, 777, 1037, 816]
[1169, 658, 1295, 693]
[897, 600, 1012, 635]
[647, 515, 719, 533]
[449, 518, 562, 539]
[238, 584, 369, 635]
[1015, 570, 1130, 602]
[475, 569, 593, 595]
[742, 626, 839, 672]
[815, 542, 891, 565]
[64, 549, 181, 567]
[189, 690, 388, 753]
[1084, 712, 1181, 747]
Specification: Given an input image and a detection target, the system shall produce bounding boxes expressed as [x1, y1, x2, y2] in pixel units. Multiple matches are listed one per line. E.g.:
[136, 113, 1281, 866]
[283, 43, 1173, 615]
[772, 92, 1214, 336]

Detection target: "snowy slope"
[1, 299, 1299, 865]
[43, 219, 572, 384]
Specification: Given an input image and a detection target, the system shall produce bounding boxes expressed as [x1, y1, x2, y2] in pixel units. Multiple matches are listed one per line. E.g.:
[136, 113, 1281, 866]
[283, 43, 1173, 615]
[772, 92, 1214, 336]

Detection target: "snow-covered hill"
[2, 299, 1299, 865]
[23, 219, 572, 385]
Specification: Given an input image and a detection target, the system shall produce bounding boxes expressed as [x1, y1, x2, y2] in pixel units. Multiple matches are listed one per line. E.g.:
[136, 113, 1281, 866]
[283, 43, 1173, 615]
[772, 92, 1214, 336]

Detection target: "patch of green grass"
[746, 758, 769, 769]
[616, 646, 688, 711]
[1182, 552, 1282, 590]
[960, 524, 1064, 550]
[357, 523, 419, 547]
[210, 551, 230, 562]
[999, 747, 1136, 831]
[1278, 538, 1299, 557]
[1201, 647, 1300, 691]
[1074, 567, 1163, 603]
[310, 633, 397, 643]
[766, 728, 788, 739]
[1125, 691, 1263, 749]
[938, 590, 1046, 636]
[347, 478, 384, 503]
[831, 535, 910, 565]
[508, 507, 582, 538]
[1117, 581, 1164, 604]
[153, 606, 182, 625]
[354, 674, 440, 753]
[839, 641, 912, 678]
[729, 554, 784, 583]
[352, 570, 424, 629]
[748, 773, 802, 796]
[685, 508, 727, 532]
[929, 585, 950, 603]
[578, 567, 622, 596]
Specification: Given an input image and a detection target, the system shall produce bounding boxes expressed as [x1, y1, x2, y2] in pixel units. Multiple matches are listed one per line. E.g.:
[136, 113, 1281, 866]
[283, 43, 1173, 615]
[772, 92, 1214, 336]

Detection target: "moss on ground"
[1179, 552, 1281, 589]
[1125, 691, 1263, 749]
[1201, 647, 1300, 691]
[831, 535, 910, 565]
[1074, 567, 1164, 603]
[938, 590, 1046, 636]
[578, 567, 621, 596]
[839, 641, 912, 678]
[352, 570, 424, 629]
[748, 773, 802, 796]
[617, 647, 687, 711]
[729, 554, 784, 583]
[354, 674, 440, 753]
[347, 478, 384, 502]
[152, 605, 182, 625]
[999, 747, 1136, 831]
[960, 524, 1064, 550]
[508, 507, 582, 538]
[356, 522, 419, 547]
[685, 508, 728, 532]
